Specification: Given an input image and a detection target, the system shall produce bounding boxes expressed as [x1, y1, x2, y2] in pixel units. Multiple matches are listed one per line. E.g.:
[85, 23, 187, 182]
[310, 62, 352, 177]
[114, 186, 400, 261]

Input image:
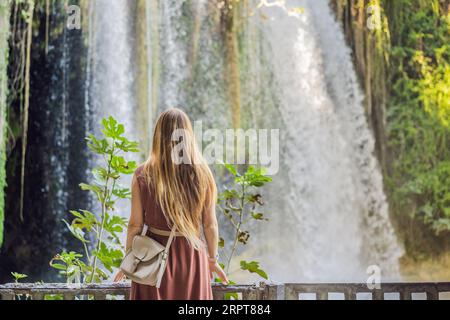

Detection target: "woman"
[114, 108, 228, 300]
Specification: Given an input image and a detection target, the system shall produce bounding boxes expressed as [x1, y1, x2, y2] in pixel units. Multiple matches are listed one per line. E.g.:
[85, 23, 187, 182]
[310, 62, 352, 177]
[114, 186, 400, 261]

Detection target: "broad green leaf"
[224, 164, 238, 176]
[11, 272, 28, 281]
[79, 183, 104, 201]
[50, 263, 67, 271]
[251, 212, 267, 221]
[115, 138, 140, 153]
[113, 187, 132, 199]
[63, 219, 90, 243]
[70, 210, 98, 232]
[240, 260, 268, 280]
[101, 116, 125, 139]
[224, 292, 239, 300]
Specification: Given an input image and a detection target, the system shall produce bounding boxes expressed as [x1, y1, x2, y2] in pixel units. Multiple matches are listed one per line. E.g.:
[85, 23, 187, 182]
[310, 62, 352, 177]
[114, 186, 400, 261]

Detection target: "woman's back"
[134, 165, 172, 231]
[120, 108, 227, 300]
[130, 165, 213, 300]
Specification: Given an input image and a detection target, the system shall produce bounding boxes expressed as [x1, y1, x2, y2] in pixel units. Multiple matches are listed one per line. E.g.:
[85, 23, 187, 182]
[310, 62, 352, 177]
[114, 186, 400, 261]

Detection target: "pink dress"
[130, 166, 213, 300]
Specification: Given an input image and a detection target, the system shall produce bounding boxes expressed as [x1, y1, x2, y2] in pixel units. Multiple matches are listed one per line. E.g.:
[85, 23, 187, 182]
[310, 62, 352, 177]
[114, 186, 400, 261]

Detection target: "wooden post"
[399, 290, 411, 300]
[284, 284, 298, 300]
[0, 293, 14, 300]
[373, 290, 384, 300]
[344, 288, 356, 300]
[32, 293, 44, 300]
[242, 289, 258, 300]
[64, 293, 76, 300]
[213, 290, 224, 300]
[317, 291, 328, 300]
[262, 283, 285, 300]
[94, 292, 107, 300]
[426, 289, 439, 300]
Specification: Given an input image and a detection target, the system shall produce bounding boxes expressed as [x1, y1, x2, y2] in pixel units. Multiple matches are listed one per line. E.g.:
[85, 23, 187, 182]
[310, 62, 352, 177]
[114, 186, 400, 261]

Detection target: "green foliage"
[50, 116, 139, 283]
[217, 164, 272, 281]
[11, 272, 27, 283]
[44, 294, 64, 300]
[386, 0, 450, 235]
[240, 260, 268, 280]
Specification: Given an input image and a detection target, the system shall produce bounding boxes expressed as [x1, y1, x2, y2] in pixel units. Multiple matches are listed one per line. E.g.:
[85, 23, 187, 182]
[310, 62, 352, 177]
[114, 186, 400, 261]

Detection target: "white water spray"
[250, 0, 402, 282]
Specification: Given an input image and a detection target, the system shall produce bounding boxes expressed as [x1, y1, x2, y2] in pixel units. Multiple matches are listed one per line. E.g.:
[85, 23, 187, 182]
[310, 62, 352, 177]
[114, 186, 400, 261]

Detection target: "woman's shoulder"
[133, 164, 147, 181]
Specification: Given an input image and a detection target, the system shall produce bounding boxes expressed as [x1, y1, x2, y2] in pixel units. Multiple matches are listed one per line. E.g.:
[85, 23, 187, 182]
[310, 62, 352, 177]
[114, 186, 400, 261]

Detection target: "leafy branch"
[217, 164, 272, 281]
[50, 116, 139, 284]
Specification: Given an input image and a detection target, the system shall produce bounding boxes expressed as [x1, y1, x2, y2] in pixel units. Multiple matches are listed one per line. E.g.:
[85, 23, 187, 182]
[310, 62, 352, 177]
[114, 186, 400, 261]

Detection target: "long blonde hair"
[143, 108, 216, 250]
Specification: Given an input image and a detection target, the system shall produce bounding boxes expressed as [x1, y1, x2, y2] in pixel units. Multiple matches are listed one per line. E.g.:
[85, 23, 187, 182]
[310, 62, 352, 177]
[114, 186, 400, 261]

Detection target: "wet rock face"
[331, 0, 390, 171]
[0, 0, 90, 282]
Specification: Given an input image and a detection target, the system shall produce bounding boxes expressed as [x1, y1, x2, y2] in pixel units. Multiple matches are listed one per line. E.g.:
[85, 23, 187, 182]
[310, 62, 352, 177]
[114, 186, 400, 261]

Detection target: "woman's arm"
[203, 202, 228, 284]
[114, 173, 143, 282]
[125, 173, 144, 252]
[203, 202, 219, 260]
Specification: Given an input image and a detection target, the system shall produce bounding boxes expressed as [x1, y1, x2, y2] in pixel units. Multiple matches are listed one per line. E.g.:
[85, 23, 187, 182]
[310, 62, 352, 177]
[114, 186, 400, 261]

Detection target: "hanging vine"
[220, 0, 243, 129]
[0, 0, 12, 247]
[19, 0, 34, 222]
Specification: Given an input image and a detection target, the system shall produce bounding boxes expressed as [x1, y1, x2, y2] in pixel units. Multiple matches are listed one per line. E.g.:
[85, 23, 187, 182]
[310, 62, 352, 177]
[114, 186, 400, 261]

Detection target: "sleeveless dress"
[130, 166, 213, 300]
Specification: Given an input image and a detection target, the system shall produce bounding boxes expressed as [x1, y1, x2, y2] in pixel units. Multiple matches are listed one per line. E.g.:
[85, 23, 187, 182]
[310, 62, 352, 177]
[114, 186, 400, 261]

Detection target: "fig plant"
[50, 116, 139, 284]
[217, 164, 272, 282]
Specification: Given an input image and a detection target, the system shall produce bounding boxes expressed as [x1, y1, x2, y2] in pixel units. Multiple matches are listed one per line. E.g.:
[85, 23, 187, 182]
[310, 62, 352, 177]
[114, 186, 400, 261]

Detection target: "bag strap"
[155, 226, 176, 288]
[141, 224, 148, 236]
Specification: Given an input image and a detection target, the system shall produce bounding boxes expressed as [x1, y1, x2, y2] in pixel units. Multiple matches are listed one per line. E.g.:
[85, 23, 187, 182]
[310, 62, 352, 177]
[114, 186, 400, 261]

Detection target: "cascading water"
[246, 0, 403, 282]
[87, 0, 144, 216]
[5, 0, 401, 282]
[1, 0, 404, 284]
[85, 0, 402, 282]
[89, 0, 137, 143]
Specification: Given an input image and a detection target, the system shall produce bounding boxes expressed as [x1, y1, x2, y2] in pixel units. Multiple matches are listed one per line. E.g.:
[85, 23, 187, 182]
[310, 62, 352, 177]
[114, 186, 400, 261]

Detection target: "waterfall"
[248, 0, 403, 282]
[85, 0, 402, 282]
[1, 0, 405, 283]
[88, 0, 143, 217]
[148, 0, 231, 129]
[11, 0, 402, 282]
[89, 0, 137, 140]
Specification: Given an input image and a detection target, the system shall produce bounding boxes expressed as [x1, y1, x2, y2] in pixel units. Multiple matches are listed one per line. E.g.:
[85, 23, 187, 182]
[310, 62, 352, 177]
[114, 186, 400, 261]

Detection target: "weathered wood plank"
[212, 290, 224, 300]
[344, 288, 356, 300]
[94, 292, 107, 300]
[399, 291, 411, 300]
[242, 289, 258, 300]
[1, 292, 15, 300]
[317, 291, 328, 300]
[373, 290, 384, 300]
[262, 283, 284, 300]
[284, 284, 298, 300]
[426, 288, 439, 300]
[64, 293, 76, 300]
[32, 293, 44, 300]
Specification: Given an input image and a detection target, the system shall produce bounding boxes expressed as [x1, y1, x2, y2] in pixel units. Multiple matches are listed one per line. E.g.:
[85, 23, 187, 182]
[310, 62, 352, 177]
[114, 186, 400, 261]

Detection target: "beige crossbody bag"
[120, 180, 185, 290]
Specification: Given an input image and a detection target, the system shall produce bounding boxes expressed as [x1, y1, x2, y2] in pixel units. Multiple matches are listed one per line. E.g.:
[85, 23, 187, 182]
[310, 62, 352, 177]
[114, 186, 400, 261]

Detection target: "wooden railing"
[283, 282, 450, 300]
[0, 282, 449, 300]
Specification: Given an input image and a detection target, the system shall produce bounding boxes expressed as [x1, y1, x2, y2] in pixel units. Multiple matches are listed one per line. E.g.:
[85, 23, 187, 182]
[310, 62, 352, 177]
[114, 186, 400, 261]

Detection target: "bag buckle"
[141, 224, 148, 236]
[162, 252, 168, 261]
